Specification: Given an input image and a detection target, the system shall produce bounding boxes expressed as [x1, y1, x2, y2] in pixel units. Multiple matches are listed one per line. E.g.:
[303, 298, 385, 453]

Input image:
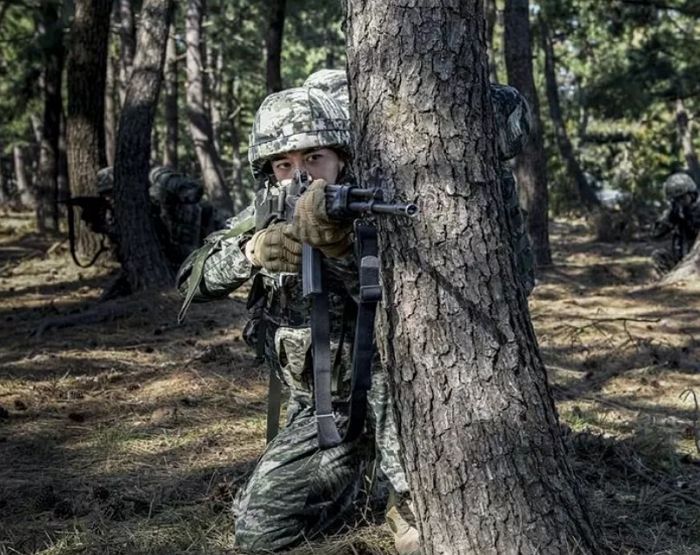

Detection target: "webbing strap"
[311, 259, 343, 448]
[343, 224, 380, 443]
[177, 217, 256, 323]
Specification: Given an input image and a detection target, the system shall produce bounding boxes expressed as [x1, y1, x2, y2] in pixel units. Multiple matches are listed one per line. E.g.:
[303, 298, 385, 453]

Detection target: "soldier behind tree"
[651, 172, 700, 275]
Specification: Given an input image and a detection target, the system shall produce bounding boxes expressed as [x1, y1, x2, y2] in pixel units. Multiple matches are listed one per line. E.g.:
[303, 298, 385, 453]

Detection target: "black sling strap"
[309, 224, 381, 448]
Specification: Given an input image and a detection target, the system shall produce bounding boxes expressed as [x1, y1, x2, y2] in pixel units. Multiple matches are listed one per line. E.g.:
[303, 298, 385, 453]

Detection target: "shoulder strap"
[177, 212, 256, 323]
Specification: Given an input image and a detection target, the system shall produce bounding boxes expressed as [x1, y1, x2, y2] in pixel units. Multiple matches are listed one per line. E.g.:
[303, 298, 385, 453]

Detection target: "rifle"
[62, 196, 112, 268]
[279, 171, 417, 448]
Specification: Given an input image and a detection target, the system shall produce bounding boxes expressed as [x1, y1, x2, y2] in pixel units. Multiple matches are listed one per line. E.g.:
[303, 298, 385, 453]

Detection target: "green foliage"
[534, 0, 700, 212]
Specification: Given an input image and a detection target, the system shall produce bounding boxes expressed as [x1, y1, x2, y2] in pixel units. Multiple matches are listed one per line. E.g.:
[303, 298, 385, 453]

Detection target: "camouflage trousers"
[233, 368, 409, 553]
[651, 248, 681, 276]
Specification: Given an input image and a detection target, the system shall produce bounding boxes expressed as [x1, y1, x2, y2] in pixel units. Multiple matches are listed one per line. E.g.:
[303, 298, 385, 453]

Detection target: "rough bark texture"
[675, 98, 700, 186]
[105, 53, 118, 168]
[484, 0, 498, 82]
[163, 21, 179, 167]
[540, 18, 600, 211]
[13, 145, 35, 209]
[504, 0, 552, 266]
[186, 0, 233, 217]
[346, 2, 600, 554]
[35, 2, 64, 233]
[113, 0, 174, 291]
[66, 0, 112, 256]
[118, 0, 136, 105]
[226, 76, 245, 212]
[265, 0, 286, 94]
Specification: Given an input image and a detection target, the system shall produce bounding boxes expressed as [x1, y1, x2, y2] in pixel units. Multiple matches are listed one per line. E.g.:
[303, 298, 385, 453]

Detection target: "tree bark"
[265, 0, 286, 94]
[13, 145, 35, 209]
[540, 17, 600, 211]
[504, 0, 552, 266]
[163, 20, 179, 168]
[118, 0, 136, 106]
[346, 2, 600, 554]
[209, 44, 223, 154]
[105, 52, 118, 167]
[484, 0, 499, 83]
[66, 0, 112, 257]
[226, 76, 244, 212]
[114, 0, 175, 291]
[35, 2, 65, 233]
[674, 97, 700, 186]
[186, 0, 233, 217]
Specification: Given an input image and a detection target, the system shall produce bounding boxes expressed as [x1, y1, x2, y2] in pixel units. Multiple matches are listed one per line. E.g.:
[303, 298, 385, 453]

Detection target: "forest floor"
[1, 210, 699, 555]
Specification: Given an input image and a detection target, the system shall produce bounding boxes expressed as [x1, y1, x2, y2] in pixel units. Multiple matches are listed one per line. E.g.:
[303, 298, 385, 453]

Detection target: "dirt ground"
[1, 210, 699, 555]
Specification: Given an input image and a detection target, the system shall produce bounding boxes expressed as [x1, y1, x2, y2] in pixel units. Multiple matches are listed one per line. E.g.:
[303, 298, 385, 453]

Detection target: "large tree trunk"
[186, 0, 233, 217]
[674, 97, 700, 186]
[113, 0, 174, 291]
[540, 17, 600, 211]
[66, 0, 112, 258]
[163, 20, 179, 168]
[346, 2, 600, 554]
[13, 145, 36, 209]
[35, 2, 65, 233]
[504, 0, 552, 266]
[117, 0, 136, 106]
[264, 0, 286, 94]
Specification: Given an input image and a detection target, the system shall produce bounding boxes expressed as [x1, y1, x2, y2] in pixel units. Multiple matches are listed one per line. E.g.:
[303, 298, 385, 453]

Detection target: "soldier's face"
[270, 148, 344, 183]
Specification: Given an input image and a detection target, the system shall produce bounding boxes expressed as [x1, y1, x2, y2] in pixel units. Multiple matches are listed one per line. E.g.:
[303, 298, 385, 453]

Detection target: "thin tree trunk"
[227, 76, 244, 212]
[163, 20, 178, 167]
[35, 2, 64, 233]
[186, 0, 233, 217]
[346, 2, 600, 554]
[675, 97, 700, 185]
[504, 0, 552, 266]
[209, 45, 223, 154]
[58, 110, 69, 204]
[114, 0, 175, 291]
[14, 145, 36, 209]
[118, 0, 136, 106]
[485, 0, 499, 83]
[105, 52, 118, 167]
[265, 0, 286, 94]
[66, 0, 112, 257]
[540, 17, 600, 210]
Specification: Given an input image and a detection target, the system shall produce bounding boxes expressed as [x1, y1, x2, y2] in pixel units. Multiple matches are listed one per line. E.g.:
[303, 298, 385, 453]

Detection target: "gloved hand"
[244, 222, 302, 273]
[292, 179, 352, 258]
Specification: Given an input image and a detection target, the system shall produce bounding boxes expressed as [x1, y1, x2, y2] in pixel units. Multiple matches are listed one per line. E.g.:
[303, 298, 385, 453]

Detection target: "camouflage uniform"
[178, 80, 536, 553]
[651, 172, 700, 274]
[178, 87, 407, 553]
[94, 166, 214, 268]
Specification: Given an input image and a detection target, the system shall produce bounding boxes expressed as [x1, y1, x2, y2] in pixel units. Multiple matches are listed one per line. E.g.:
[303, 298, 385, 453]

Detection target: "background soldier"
[651, 172, 700, 275]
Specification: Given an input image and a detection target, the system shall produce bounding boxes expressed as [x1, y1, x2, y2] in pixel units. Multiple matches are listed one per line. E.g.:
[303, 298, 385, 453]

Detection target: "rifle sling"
[343, 224, 380, 443]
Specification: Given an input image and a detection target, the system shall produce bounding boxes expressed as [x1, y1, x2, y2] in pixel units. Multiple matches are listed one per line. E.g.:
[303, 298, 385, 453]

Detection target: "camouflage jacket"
[652, 199, 700, 252]
[501, 165, 535, 296]
[177, 182, 359, 408]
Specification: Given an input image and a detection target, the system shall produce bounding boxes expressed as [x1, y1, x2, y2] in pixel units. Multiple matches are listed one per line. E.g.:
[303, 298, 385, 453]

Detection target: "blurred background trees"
[0, 0, 698, 282]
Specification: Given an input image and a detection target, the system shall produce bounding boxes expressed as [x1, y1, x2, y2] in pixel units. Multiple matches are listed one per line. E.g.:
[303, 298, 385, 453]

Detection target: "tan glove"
[292, 179, 352, 258]
[245, 222, 302, 273]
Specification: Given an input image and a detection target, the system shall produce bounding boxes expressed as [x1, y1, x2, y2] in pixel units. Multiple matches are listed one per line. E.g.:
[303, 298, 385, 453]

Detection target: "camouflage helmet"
[248, 87, 351, 178]
[491, 84, 532, 161]
[663, 172, 698, 199]
[96, 167, 114, 195]
[303, 69, 350, 117]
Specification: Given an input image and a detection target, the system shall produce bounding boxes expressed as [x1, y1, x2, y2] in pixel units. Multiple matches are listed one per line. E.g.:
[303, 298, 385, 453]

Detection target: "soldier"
[177, 87, 415, 553]
[651, 172, 700, 275]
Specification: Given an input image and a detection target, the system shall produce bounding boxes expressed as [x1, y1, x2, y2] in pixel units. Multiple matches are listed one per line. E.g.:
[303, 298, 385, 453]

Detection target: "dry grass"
[1, 211, 699, 554]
